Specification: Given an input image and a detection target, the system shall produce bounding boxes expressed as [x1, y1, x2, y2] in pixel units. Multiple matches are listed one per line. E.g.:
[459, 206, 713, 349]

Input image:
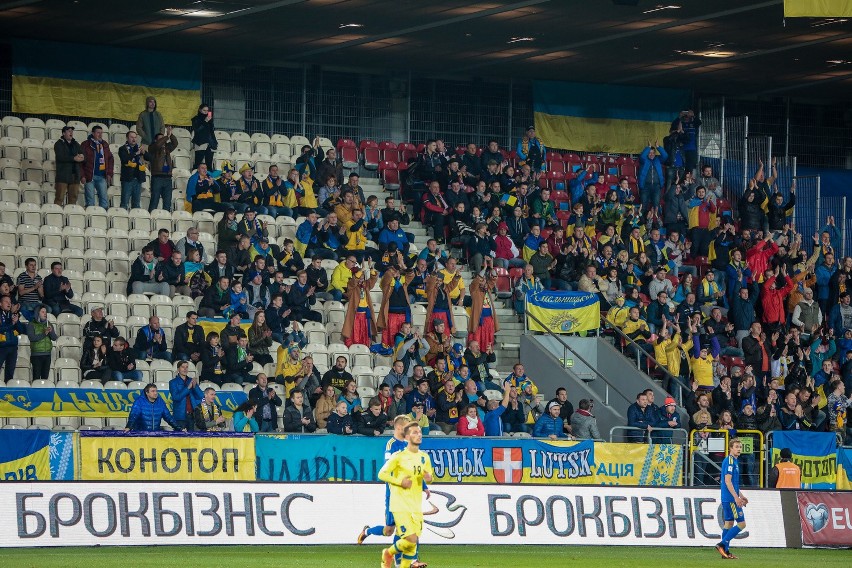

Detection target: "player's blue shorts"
[722, 501, 744, 523]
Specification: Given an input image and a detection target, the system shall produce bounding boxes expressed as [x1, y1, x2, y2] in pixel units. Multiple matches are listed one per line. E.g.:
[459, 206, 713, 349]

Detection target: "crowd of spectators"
[2, 102, 850, 450]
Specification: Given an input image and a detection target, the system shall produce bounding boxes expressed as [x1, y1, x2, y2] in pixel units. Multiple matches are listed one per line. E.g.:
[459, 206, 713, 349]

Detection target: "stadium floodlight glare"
[507, 37, 536, 44]
[339, 23, 364, 28]
[642, 4, 682, 14]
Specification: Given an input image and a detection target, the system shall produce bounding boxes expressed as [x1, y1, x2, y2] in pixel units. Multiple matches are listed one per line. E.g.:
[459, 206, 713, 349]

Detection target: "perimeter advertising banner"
[78, 432, 255, 481]
[0, 482, 787, 548]
[255, 435, 683, 486]
[797, 491, 852, 547]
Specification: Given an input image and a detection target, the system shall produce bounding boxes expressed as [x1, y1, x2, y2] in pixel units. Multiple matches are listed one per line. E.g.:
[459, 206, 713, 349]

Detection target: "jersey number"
[412, 465, 422, 475]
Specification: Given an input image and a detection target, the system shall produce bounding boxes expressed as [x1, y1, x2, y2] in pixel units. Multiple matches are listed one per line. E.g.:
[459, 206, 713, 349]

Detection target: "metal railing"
[689, 428, 765, 488]
[523, 308, 622, 409]
[600, 317, 691, 406]
[609, 425, 688, 446]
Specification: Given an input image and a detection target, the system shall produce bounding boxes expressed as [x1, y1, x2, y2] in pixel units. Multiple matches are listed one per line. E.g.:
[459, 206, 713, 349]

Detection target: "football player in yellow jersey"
[378, 423, 434, 568]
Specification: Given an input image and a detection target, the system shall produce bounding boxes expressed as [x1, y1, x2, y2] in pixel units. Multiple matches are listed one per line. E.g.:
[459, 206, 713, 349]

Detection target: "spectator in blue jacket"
[125, 383, 181, 432]
[829, 292, 852, 336]
[569, 166, 597, 203]
[169, 360, 204, 431]
[815, 253, 837, 316]
[378, 218, 410, 255]
[638, 143, 668, 212]
[725, 249, 752, 304]
[626, 391, 654, 442]
[533, 401, 569, 438]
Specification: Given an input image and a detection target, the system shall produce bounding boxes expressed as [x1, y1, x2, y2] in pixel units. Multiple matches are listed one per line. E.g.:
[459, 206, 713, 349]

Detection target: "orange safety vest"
[775, 461, 801, 488]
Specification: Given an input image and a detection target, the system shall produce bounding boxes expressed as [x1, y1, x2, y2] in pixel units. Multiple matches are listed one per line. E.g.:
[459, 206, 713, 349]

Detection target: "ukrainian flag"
[533, 80, 691, 154]
[526, 290, 600, 334]
[0, 429, 53, 480]
[12, 39, 200, 125]
[784, 0, 852, 17]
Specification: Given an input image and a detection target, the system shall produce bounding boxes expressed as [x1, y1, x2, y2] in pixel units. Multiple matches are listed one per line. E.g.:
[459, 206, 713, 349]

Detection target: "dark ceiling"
[2, 0, 852, 100]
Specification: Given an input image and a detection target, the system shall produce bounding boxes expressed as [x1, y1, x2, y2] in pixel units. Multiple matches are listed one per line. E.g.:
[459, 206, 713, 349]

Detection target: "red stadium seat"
[494, 267, 513, 299]
[360, 140, 379, 170]
[340, 146, 359, 169]
[378, 141, 398, 162]
[556, 210, 572, 228]
[337, 138, 356, 150]
[552, 190, 570, 211]
[416, 143, 426, 153]
[547, 160, 566, 174]
[398, 143, 418, 164]
[620, 163, 637, 177]
[378, 160, 400, 190]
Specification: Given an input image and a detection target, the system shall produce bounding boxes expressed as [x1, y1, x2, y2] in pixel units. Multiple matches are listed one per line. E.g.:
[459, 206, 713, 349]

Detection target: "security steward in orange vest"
[769, 447, 801, 488]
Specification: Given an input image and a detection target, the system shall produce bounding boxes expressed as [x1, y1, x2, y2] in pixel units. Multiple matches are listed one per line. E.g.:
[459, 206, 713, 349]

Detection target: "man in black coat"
[53, 125, 84, 206]
[173, 311, 205, 363]
[249, 373, 282, 432]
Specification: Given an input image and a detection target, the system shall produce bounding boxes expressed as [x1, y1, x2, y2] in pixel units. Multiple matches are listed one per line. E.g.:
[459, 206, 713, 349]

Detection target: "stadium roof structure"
[2, 0, 852, 99]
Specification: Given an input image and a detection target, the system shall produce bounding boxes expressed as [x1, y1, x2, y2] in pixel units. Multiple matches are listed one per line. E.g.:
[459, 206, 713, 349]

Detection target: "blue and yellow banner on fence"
[770, 431, 837, 489]
[784, 0, 852, 17]
[533, 80, 691, 154]
[837, 447, 852, 490]
[78, 431, 255, 481]
[0, 387, 247, 418]
[526, 290, 600, 334]
[0, 430, 75, 481]
[11, 39, 200, 125]
[256, 435, 683, 486]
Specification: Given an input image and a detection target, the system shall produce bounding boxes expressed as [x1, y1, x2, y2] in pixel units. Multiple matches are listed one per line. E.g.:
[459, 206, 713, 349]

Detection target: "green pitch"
[0, 545, 848, 567]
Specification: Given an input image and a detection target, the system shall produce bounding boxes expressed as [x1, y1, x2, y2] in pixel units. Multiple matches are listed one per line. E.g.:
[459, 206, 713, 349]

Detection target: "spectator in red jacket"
[456, 404, 485, 436]
[746, 233, 778, 284]
[493, 222, 524, 269]
[761, 264, 794, 332]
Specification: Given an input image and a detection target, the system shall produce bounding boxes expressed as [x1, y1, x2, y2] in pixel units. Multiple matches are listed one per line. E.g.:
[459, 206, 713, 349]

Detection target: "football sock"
[397, 539, 417, 568]
[392, 534, 402, 564]
[366, 525, 385, 537]
[722, 525, 742, 550]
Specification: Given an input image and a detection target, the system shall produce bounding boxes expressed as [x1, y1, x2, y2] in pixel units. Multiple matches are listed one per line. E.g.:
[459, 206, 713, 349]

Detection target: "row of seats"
[0, 203, 302, 239]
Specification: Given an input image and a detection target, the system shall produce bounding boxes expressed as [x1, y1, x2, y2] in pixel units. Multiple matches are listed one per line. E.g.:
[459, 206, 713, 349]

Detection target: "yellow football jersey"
[378, 449, 433, 514]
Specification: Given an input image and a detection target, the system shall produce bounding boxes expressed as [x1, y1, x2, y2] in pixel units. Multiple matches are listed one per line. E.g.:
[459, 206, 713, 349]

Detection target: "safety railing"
[609, 425, 689, 446]
[688, 428, 765, 488]
[524, 308, 623, 409]
[600, 317, 691, 406]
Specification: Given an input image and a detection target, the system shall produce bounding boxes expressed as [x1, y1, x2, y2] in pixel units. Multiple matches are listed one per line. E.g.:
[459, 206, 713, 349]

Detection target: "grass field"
[0, 545, 848, 568]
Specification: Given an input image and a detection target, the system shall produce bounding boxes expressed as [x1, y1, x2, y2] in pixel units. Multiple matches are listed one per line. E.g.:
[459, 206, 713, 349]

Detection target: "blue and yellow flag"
[526, 290, 600, 333]
[12, 39, 200, 125]
[771, 431, 837, 489]
[836, 447, 852, 490]
[533, 80, 691, 154]
[784, 0, 852, 17]
[0, 387, 246, 418]
[0, 430, 75, 481]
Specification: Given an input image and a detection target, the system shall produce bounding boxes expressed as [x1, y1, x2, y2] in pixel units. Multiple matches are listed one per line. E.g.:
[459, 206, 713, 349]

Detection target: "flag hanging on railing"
[526, 290, 600, 334]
